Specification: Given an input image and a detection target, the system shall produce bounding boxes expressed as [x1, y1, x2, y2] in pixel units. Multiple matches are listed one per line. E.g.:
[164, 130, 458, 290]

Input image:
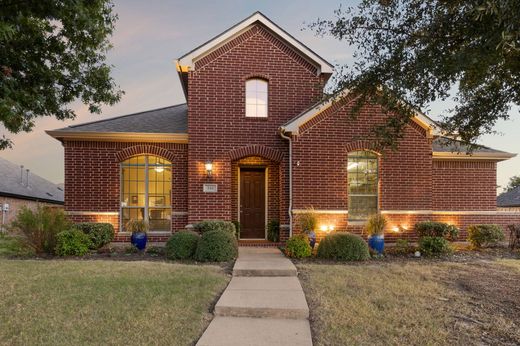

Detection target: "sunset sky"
[1, 0, 519, 191]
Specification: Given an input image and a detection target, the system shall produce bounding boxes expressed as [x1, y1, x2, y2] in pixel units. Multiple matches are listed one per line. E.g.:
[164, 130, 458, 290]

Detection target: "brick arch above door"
[227, 145, 285, 163]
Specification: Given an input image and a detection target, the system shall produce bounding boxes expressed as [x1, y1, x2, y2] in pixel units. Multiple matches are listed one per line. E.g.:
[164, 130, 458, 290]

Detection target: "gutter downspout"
[279, 129, 293, 237]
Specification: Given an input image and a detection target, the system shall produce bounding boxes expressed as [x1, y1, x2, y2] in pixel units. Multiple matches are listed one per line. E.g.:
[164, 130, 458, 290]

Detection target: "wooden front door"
[240, 168, 266, 239]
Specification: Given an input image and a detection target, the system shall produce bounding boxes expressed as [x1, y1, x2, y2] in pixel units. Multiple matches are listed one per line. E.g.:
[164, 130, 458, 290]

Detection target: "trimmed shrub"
[317, 233, 370, 261]
[194, 220, 236, 236]
[415, 221, 459, 240]
[419, 236, 452, 256]
[467, 224, 505, 248]
[74, 223, 114, 249]
[195, 230, 238, 262]
[10, 206, 71, 254]
[285, 234, 312, 258]
[55, 229, 92, 256]
[267, 220, 280, 242]
[232, 221, 240, 239]
[298, 209, 317, 233]
[165, 231, 200, 260]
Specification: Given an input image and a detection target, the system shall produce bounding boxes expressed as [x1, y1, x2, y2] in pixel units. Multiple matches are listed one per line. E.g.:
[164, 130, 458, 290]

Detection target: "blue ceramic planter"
[308, 231, 316, 249]
[368, 235, 384, 255]
[131, 232, 147, 250]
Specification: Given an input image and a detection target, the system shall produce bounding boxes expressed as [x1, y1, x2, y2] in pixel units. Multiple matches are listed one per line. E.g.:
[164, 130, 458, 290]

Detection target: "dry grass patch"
[299, 260, 520, 346]
[0, 259, 229, 346]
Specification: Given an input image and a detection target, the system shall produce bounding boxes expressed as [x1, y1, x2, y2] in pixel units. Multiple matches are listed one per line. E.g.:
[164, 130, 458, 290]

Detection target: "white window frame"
[245, 78, 268, 118]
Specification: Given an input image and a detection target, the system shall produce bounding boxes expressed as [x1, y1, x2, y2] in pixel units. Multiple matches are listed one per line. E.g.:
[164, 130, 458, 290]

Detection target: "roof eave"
[46, 130, 188, 143]
[177, 11, 334, 76]
[432, 152, 517, 162]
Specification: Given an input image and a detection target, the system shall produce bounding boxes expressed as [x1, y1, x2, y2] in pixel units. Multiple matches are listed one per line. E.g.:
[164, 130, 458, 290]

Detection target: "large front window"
[121, 155, 172, 232]
[347, 151, 378, 221]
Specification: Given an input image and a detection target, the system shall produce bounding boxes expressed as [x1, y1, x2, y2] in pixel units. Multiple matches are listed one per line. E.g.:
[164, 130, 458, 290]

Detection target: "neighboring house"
[498, 186, 520, 211]
[0, 157, 64, 227]
[47, 12, 520, 243]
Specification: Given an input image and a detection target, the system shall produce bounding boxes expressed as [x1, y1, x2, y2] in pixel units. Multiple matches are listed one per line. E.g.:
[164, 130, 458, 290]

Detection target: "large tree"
[311, 0, 519, 149]
[0, 0, 122, 149]
[504, 175, 520, 192]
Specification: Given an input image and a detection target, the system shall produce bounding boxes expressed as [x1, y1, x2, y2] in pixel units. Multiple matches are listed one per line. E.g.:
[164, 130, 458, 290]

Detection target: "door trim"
[237, 166, 268, 240]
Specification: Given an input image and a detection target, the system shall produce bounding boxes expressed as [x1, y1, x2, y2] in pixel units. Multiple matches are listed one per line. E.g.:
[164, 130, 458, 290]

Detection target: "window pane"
[245, 79, 268, 117]
[256, 105, 267, 117]
[149, 208, 171, 232]
[256, 80, 267, 93]
[246, 103, 256, 117]
[347, 151, 378, 221]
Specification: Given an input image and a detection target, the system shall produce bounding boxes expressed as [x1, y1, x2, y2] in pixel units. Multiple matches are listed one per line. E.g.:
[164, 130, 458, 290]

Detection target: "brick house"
[48, 12, 520, 243]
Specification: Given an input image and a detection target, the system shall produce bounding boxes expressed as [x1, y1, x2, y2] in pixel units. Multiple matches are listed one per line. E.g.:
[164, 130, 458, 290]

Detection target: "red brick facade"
[59, 17, 520, 243]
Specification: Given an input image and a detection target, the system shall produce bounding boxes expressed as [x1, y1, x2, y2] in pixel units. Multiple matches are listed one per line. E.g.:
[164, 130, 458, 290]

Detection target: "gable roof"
[281, 90, 440, 137]
[0, 157, 64, 204]
[280, 92, 516, 161]
[47, 104, 188, 143]
[176, 12, 334, 75]
[497, 186, 520, 207]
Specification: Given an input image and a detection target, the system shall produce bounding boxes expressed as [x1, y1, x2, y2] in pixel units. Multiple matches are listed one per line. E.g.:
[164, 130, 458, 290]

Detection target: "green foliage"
[146, 246, 165, 256]
[55, 229, 92, 257]
[285, 234, 312, 258]
[194, 220, 236, 236]
[415, 221, 459, 240]
[394, 239, 412, 255]
[10, 206, 71, 254]
[467, 224, 505, 248]
[316, 233, 370, 261]
[195, 230, 238, 262]
[298, 209, 317, 233]
[418, 236, 452, 256]
[74, 223, 114, 249]
[0, 0, 123, 149]
[267, 220, 280, 242]
[165, 231, 200, 260]
[232, 221, 240, 239]
[504, 175, 520, 192]
[125, 219, 148, 234]
[0, 232, 33, 257]
[364, 214, 387, 236]
[310, 1, 520, 149]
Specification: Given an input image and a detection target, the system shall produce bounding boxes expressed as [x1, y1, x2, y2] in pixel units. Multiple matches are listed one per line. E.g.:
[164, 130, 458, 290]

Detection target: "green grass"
[0, 232, 32, 257]
[0, 259, 229, 345]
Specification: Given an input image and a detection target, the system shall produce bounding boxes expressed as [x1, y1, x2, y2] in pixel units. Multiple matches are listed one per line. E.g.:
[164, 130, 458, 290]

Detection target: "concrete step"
[233, 248, 297, 276]
[214, 277, 309, 319]
[196, 316, 312, 346]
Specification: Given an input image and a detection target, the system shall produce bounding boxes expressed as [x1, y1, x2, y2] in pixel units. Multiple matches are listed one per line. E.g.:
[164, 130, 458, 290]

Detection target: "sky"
[1, 0, 519, 191]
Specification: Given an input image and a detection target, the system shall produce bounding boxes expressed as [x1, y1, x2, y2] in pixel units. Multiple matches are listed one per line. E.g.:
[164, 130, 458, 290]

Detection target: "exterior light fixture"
[205, 161, 213, 176]
[154, 166, 164, 173]
[320, 225, 335, 233]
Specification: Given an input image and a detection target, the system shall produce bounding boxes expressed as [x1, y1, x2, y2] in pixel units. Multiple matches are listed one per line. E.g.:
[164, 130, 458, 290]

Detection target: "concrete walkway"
[197, 247, 312, 346]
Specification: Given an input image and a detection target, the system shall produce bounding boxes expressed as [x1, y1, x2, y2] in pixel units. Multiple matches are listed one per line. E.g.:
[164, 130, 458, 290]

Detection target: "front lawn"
[299, 259, 520, 346]
[0, 259, 229, 345]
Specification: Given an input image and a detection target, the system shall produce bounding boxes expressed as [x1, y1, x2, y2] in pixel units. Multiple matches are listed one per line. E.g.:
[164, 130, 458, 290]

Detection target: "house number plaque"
[203, 183, 218, 193]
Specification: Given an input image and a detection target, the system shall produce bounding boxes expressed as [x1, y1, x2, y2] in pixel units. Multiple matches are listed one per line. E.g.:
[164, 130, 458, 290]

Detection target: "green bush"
[317, 232, 370, 261]
[74, 223, 114, 249]
[298, 209, 317, 233]
[165, 231, 200, 260]
[415, 221, 459, 240]
[285, 234, 312, 258]
[10, 206, 71, 254]
[364, 214, 387, 236]
[232, 221, 240, 239]
[194, 220, 236, 236]
[267, 220, 280, 242]
[418, 236, 452, 256]
[195, 230, 238, 262]
[55, 229, 92, 256]
[467, 224, 505, 248]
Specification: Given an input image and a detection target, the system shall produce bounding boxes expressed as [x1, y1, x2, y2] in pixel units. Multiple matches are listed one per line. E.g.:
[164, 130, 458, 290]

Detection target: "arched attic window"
[347, 151, 379, 221]
[245, 78, 268, 117]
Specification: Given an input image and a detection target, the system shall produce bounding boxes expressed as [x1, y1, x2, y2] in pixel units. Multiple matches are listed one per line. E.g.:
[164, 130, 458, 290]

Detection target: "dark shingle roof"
[497, 186, 520, 207]
[432, 136, 510, 154]
[0, 157, 64, 204]
[54, 104, 187, 134]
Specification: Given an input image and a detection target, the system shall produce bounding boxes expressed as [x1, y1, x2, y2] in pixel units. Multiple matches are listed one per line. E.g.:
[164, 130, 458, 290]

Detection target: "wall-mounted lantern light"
[205, 161, 213, 176]
[320, 225, 335, 233]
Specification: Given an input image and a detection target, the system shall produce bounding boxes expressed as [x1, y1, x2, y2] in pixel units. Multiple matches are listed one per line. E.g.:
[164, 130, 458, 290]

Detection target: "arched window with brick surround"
[245, 78, 268, 117]
[120, 155, 172, 232]
[347, 151, 379, 221]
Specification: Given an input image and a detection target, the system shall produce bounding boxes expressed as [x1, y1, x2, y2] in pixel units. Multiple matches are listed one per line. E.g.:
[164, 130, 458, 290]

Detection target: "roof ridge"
[63, 103, 187, 130]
